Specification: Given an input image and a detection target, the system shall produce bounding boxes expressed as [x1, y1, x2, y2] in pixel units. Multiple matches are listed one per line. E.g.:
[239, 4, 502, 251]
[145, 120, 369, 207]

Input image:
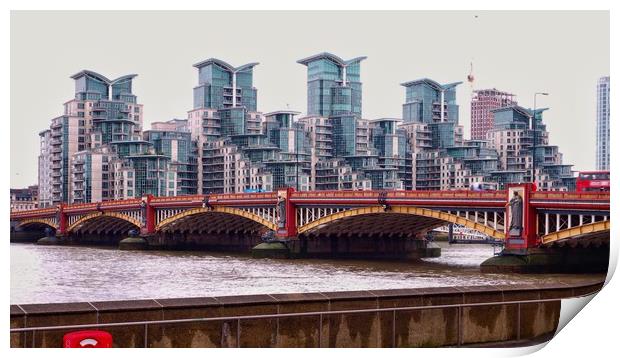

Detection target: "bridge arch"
[541, 220, 610, 246]
[156, 207, 277, 233]
[16, 218, 59, 231]
[67, 212, 141, 234]
[298, 205, 506, 239]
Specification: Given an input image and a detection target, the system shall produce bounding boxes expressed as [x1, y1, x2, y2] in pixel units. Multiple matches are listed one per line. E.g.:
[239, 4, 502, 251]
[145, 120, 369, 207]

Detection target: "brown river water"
[10, 242, 604, 304]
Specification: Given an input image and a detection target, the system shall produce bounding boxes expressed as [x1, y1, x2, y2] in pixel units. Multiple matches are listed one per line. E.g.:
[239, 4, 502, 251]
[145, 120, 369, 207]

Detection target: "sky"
[10, 11, 609, 188]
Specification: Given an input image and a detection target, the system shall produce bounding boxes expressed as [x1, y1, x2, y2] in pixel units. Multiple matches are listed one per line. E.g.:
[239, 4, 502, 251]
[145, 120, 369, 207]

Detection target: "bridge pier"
[481, 246, 609, 273]
[481, 183, 609, 273]
[10, 229, 46, 244]
[282, 234, 441, 260]
[36, 235, 62, 246]
[119, 230, 149, 250]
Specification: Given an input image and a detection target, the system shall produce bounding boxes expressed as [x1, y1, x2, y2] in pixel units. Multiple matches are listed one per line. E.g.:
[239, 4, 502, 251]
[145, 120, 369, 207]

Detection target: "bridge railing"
[10, 189, 610, 221]
[210, 192, 278, 201]
[530, 191, 610, 201]
[150, 195, 205, 206]
[100, 198, 143, 209]
[10, 207, 57, 219]
[291, 190, 507, 201]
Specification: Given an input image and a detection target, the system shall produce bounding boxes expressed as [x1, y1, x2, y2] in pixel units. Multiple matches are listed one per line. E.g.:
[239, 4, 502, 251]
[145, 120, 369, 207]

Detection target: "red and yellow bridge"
[10, 184, 609, 255]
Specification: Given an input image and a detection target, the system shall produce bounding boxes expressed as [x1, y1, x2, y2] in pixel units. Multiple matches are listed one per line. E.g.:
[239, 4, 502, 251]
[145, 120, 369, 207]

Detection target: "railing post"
[236, 318, 241, 348]
[392, 309, 396, 348]
[457, 305, 462, 346]
[516, 303, 521, 341]
[144, 323, 149, 348]
[318, 313, 323, 348]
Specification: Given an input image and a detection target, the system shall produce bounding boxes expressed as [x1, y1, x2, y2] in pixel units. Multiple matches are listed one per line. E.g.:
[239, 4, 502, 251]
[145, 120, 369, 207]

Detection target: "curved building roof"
[369, 118, 403, 123]
[70, 70, 138, 84]
[490, 105, 549, 117]
[297, 52, 367, 67]
[264, 110, 302, 117]
[193, 58, 259, 72]
[400, 78, 462, 91]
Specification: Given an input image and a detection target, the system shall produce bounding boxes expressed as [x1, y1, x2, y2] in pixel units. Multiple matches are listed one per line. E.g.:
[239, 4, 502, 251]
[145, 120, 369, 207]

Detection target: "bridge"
[10, 184, 610, 269]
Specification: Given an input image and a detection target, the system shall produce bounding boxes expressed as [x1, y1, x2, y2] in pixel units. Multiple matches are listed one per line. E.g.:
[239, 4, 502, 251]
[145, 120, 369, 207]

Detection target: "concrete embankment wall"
[10, 279, 603, 348]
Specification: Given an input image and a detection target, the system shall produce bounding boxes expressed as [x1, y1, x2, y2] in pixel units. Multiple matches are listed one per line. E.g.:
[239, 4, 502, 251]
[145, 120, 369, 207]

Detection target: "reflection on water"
[10, 242, 603, 304]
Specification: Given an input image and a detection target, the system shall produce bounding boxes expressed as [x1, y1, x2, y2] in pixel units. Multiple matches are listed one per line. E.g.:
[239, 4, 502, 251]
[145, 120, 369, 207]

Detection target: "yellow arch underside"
[156, 207, 277, 231]
[67, 212, 141, 233]
[297, 205, 506, 239]
[541, 220, 610, 245]
[18, 218, 59, 230]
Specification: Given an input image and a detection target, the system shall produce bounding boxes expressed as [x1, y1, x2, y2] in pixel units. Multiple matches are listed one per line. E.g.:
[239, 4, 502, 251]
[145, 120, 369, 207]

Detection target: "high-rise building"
[401, 79, 463, 149]
[71, 146, 116, 203]
[38, 129, 53, 208]
[596, 76, 610, 171]
[298, 52, 366, 117]
[297, 53, 402, 190]
[43, 71, 144, 204]
[470, 89, 516, 140]
[192, 59, 258, 112]
[39, 71, 177, 204]
[34, 54, 582, 200]
[402, 79, 461, 124]
[487, 105, 574, 190]
[144, 119, 197, 195]
[188, 58, 270, 194]
[369, 118, 409, 190]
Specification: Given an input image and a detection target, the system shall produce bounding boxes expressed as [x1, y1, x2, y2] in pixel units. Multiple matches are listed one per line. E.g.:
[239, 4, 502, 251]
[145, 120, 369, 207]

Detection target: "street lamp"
[531, 92, 549, 185]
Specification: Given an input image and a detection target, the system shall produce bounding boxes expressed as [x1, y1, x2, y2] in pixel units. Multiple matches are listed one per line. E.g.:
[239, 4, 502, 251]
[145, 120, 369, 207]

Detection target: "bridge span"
[11, 184, 609, 271]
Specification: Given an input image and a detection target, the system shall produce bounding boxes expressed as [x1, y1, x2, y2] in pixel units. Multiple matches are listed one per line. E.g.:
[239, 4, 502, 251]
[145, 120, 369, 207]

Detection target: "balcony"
[202, 113, 220, 119]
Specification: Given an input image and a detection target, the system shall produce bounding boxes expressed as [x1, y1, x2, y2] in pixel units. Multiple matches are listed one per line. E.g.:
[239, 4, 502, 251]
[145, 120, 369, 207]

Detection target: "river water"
[10, 242, 603, 304]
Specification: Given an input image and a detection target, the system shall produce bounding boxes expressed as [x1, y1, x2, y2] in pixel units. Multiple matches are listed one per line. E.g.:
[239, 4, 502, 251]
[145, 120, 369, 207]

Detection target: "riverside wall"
[10, 279, 603, 348]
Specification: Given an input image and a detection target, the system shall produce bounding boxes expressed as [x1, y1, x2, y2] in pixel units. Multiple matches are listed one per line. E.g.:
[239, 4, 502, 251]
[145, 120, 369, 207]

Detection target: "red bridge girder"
[10, 187, 609, 250]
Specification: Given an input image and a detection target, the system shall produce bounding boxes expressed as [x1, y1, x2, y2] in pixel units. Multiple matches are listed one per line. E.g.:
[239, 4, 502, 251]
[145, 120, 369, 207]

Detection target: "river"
[10, 242, 604, 304]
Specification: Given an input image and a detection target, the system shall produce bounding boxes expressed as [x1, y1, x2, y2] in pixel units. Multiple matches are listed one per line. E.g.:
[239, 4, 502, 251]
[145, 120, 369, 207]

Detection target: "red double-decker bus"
[576, 171, 610, 192]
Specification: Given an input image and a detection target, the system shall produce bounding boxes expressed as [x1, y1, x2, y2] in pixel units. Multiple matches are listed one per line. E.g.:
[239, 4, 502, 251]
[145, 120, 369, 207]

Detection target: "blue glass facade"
[298, 53, 366, 117]
[401, 79, 461, 125]
[331, 114, 359, 157]
[193, 59, 258, 111]
[145, 127, 196, 196]
[125, 155, 174, 197]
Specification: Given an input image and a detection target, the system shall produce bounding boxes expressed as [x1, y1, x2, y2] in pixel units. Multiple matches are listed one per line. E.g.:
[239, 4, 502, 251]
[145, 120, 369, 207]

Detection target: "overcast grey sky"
[10, 11, 609, 188]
